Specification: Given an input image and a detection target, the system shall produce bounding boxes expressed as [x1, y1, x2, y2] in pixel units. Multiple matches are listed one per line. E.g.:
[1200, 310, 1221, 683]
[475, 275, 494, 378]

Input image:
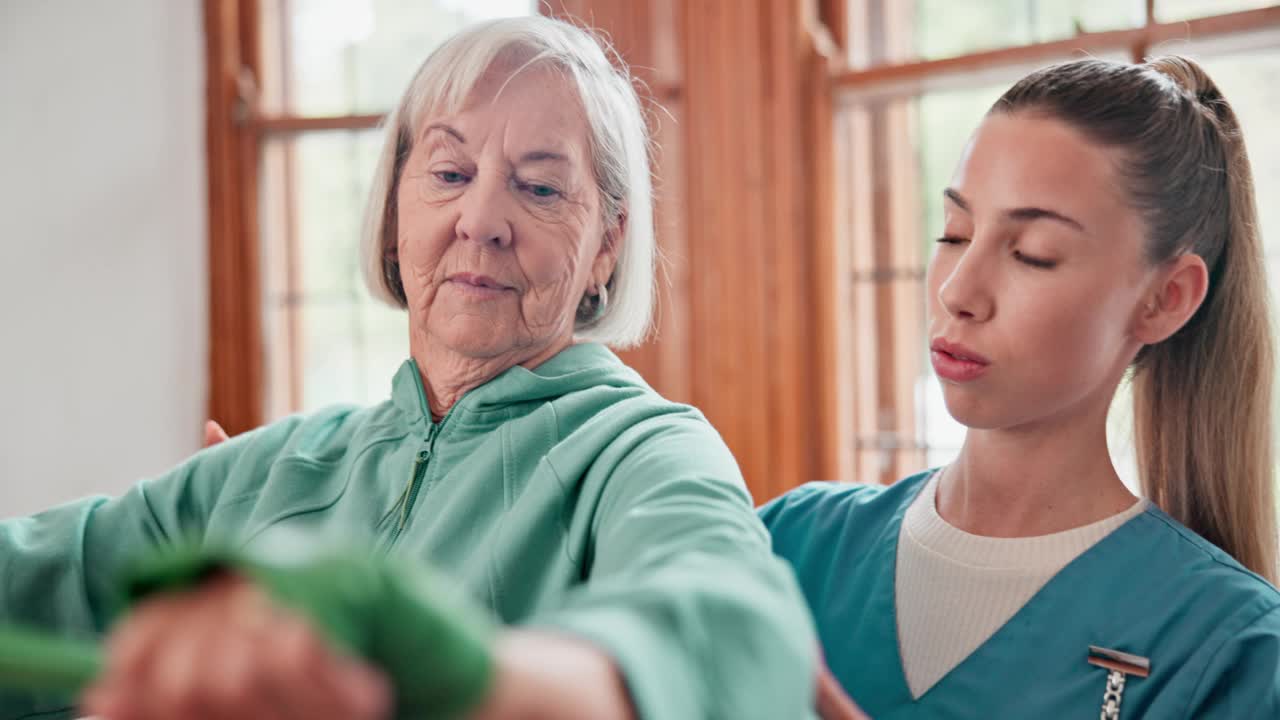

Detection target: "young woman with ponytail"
[765, 55, 1280, 718]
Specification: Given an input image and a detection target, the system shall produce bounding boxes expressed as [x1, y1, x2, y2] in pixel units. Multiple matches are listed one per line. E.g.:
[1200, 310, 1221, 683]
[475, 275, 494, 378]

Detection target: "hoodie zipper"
[389, 418, 441, 546]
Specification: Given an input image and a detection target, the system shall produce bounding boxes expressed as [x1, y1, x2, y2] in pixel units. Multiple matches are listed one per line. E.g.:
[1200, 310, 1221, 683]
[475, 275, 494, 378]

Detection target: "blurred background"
[2, 0, 1278, 517]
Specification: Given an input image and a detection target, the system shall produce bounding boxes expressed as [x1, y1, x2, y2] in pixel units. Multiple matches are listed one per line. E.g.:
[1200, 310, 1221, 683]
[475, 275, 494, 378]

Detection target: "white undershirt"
[894, 471, 1148, 698]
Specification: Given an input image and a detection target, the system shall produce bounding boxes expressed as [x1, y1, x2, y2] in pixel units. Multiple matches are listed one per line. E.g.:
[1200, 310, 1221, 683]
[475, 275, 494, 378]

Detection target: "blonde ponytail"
[1134, 58, 1276, 583]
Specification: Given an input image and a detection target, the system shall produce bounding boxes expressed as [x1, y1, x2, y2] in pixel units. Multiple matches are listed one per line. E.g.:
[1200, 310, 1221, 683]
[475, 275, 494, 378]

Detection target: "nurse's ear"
[1132, 253, 1209, 345]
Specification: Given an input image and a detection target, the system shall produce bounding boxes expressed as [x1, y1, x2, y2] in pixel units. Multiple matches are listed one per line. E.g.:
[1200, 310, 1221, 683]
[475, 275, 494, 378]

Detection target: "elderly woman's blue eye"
[524, 183, 560, 198]
[436, 171, 468, 184]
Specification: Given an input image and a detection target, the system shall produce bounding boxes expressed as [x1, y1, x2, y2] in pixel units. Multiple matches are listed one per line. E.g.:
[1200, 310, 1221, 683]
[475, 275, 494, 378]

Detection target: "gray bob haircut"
[360, 15, 656, 348]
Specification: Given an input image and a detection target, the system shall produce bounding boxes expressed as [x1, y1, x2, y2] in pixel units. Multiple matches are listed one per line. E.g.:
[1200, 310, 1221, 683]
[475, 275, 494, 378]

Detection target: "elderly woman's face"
[395, 67, 618, 363]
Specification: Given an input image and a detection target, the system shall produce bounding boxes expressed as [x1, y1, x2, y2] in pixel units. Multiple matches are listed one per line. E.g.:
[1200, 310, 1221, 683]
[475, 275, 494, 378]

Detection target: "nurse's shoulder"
[759, 471, 933, 562]
[1136, 503, 1280, 613]
[1133, 507, 1280, 717]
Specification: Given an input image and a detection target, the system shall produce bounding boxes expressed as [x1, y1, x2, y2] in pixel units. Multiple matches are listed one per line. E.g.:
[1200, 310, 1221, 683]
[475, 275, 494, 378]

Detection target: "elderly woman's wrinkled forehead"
[415, 61, 592, 162]
[412, 62, 591, 181]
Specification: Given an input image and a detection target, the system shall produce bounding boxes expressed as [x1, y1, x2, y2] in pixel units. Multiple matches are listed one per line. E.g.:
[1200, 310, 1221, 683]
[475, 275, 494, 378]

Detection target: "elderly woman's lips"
[449, 273, 509, 289]
[446, 273, 514, 299]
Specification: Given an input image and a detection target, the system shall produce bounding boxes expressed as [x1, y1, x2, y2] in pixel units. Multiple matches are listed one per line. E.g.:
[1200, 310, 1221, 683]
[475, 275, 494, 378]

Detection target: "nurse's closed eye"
[1013, 250, 1056, 269]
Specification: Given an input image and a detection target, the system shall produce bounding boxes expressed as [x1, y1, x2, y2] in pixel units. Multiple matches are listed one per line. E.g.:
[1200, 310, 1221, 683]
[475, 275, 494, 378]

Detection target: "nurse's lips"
[930, 338, 990, 382]
[447, 273, 514, 299]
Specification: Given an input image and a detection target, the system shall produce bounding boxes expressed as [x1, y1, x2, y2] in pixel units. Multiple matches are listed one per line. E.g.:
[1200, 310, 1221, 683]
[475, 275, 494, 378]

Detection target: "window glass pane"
[1157, 0, 1277, 23]
[300, 295, 409, 412]
[261, 130, 409, 417]
[913, 84, 1008, 469]
[1196, 49, 1280, 256]
[294, 132, 381, 297]
[358, 297, 414, 401]
[278, 0, 536, 117]
[906, 1, 1142, 65]
[301, 301, 365, 409]
[916, 85, 1008, 258]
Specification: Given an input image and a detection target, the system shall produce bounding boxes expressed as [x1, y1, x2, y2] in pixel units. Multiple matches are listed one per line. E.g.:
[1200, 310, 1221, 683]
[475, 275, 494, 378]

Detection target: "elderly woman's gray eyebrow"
[424, 123, 466, 143]
[518, 150, 569, 164]
[423, 123, 566, 165]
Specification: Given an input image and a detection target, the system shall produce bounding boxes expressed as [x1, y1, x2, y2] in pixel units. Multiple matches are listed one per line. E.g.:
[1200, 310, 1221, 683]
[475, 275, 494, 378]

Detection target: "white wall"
[0, 1, 207, 518]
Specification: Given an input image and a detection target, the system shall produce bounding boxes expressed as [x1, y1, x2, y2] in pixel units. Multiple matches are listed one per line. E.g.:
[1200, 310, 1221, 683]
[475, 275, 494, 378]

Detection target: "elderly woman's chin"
[422, 304, 530, 360]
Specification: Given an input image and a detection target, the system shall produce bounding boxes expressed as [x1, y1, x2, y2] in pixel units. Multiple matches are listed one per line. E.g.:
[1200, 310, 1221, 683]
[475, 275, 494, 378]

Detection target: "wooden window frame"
[205, 0, 263, 435]
[204, 0, 1280, 493]
[205, 0, 838, 501]
[834, 1, 1280, 484]
[835, 4, 1280, 97]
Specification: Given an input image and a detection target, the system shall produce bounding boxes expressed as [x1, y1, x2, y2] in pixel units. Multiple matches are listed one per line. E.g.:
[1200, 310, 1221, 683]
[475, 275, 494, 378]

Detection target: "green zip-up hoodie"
[0, 343, 816, 719]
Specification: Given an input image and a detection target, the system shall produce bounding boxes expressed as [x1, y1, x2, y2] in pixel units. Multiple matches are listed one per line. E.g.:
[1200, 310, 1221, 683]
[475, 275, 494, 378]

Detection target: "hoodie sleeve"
[0, 420, 300, 719]
[531, 414, 818, 720]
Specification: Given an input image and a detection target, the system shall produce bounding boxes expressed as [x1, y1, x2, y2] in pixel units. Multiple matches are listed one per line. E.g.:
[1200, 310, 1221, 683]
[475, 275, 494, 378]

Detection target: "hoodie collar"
[390, 343, 629, 434]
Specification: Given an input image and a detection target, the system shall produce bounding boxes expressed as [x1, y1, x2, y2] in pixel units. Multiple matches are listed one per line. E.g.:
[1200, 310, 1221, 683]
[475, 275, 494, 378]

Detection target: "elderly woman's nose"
[454, 173, 514, 249]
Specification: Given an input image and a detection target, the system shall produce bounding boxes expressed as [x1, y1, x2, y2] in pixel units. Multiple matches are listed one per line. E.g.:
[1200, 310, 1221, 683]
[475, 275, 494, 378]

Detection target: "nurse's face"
[926, 112, 1152, 431]
[395, 65, 619, 363]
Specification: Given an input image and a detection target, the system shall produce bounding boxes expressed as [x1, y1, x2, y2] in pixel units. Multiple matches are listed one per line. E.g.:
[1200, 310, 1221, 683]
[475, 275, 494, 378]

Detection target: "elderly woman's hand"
[202, 420, 229, 448]
[80, 574, 390, 720]
[816, 664, 870, 720]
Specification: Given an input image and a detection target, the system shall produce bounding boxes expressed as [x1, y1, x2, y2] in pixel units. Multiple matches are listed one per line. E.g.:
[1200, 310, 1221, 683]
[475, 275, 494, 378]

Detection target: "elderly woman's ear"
[592, 210, 625, 288]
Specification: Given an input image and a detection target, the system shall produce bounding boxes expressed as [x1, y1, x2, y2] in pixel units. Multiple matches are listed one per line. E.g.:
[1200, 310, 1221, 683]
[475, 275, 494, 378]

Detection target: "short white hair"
[360, 15, 656, 348]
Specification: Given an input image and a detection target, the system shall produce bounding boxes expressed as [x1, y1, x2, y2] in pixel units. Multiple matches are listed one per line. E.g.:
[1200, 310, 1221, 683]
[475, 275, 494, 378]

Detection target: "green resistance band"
[0, 548, 495, 720]
[0, 624, 100, 694]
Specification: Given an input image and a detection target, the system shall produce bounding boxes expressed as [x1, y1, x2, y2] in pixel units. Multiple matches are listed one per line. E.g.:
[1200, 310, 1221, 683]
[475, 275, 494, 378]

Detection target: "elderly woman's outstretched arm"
[529, 414, 819, 719]
[0, 416, 312, 717]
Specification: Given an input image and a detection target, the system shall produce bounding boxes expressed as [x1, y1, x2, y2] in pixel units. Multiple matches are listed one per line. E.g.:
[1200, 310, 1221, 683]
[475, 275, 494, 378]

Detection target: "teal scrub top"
[760, 471, 1280, 718]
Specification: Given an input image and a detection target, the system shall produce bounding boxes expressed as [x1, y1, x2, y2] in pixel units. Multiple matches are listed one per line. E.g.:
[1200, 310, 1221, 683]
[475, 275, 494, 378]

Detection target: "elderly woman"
[0, 16, 817, 720]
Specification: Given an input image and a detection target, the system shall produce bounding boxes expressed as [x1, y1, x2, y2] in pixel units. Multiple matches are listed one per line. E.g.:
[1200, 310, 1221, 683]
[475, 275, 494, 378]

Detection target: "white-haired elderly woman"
[0, 16, 818, 720]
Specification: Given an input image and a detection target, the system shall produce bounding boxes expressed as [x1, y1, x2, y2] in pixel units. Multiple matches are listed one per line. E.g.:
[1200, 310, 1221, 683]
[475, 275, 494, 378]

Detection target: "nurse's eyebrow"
[1006, 206, 1086, 232]
[943, 188, 971, 212]
[424, 124, 466, 143]
[943, 188, 1086, 233]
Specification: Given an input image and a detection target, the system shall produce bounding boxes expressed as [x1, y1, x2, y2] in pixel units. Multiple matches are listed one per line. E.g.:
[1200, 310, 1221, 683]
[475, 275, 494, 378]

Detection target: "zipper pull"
[392, 422, 442, 535]
[397, 447, 434, 531]
[422, 424, 442, 461]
